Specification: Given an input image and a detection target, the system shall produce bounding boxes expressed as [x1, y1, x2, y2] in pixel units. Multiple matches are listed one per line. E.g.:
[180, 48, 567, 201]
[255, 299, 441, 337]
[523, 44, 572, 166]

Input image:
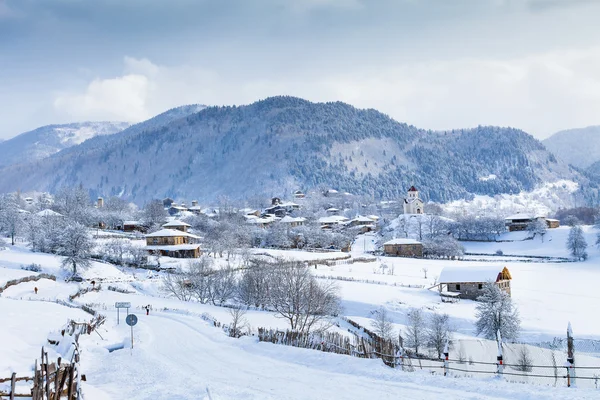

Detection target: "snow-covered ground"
[2, 227, 600, 398]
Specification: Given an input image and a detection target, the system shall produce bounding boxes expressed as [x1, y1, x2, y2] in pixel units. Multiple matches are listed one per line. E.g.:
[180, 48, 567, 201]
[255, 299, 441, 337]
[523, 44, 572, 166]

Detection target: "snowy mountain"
[0, 122, 130, 168]
[0, 97, 594, 205]
[543, 126, 600, 169]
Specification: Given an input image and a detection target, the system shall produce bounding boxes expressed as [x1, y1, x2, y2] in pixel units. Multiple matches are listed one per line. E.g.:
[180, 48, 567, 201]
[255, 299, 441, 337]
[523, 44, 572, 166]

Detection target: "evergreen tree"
[475, 283, 520, 341]
[567, 225, 588, 260]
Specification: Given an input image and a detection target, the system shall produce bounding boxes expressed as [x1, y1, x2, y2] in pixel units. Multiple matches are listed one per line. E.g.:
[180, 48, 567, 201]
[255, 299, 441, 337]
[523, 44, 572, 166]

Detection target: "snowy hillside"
[0, 96, 593, 205]
[443, 180, 581, 216]
[543, 126, 600, 169]
[0, 122, 130, 168]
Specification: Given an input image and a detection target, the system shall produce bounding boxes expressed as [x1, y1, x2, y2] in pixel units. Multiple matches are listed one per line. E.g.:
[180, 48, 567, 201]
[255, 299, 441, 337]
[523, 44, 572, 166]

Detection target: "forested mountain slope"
[0, 97, 593, 204]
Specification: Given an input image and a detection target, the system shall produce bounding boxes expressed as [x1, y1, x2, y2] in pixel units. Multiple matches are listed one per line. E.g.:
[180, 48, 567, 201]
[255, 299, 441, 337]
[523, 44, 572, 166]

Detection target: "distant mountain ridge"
[0, 121, 130, 168]
[0, 97, 596, 205]
[543, 126, 600, 169]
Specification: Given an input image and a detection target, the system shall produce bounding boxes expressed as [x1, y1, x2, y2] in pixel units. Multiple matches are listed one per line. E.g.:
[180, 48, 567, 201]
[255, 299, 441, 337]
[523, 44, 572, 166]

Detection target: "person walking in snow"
[145, 306, 149, 316]
[34, 287, 38, 294]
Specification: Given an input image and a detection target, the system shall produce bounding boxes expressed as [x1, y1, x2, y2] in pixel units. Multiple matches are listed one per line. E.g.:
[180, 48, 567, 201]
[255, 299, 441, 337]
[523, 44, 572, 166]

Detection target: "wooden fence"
[0, 274, 56, 294]
[0, 315, 105, 400]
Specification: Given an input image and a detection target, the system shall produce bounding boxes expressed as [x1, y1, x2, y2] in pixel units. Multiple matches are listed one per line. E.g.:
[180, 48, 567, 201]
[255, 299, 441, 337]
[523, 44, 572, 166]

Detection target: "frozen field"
[1, 227, 600, 398]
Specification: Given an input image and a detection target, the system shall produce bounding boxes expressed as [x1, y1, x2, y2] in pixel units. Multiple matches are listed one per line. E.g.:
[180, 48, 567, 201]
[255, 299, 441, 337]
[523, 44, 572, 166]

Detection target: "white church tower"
[403, 186, 424, 214]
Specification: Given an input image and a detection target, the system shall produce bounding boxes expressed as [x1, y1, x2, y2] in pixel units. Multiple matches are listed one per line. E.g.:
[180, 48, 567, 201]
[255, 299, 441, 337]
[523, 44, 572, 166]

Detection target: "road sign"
[126, 314, 138, 351]
[115, 302, 131, 308]
[126, 314, 138, 326]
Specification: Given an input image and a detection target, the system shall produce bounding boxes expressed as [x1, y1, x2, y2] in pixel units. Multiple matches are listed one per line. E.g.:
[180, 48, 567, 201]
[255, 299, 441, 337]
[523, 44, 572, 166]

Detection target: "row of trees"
[163, 259, 342, 334]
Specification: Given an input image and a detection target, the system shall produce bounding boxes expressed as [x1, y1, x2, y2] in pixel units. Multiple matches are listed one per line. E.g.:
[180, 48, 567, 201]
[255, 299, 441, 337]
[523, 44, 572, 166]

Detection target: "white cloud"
[53, 48, 600, 138]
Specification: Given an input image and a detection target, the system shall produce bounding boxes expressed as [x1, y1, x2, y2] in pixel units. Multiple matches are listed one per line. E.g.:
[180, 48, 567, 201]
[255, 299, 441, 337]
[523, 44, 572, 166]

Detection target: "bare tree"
[426, 313, 452, 359]
[527, 219, 547, 242]
[269, 261, 341, 334]
[228, 306, 248, 338]
[404, 308, 426, 355]
[422, 267, 429, 279]
[162, 270, 193, 301]
[370, 307, 395, 341]
[237, 261, 270, 308]
[514, 346, 533, 373]
[142, 199, 167, 231]
[206, 266, 237, 305]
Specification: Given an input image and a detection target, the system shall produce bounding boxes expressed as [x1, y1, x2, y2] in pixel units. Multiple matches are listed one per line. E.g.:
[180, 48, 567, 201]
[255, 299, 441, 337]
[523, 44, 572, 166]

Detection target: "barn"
[437, 266, 512, 300]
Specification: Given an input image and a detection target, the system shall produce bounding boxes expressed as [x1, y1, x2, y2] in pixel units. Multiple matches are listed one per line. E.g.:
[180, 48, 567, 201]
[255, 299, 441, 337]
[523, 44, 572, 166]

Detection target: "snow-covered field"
[2, 225, 600, 399]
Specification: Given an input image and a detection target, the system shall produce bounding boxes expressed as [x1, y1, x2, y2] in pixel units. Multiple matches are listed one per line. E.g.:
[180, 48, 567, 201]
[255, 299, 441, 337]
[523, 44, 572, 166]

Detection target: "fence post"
[10, 372, 16, 400]
[496, 329, 504, 378]
[396, 347, 404, 370]
[566, 322, 576, 387]
[443, 340, 449, 376]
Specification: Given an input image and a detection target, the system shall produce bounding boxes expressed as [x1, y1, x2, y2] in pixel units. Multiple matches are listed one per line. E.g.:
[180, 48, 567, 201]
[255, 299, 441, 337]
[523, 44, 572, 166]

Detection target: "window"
[478, 284, 483, 290]
[455, 284, 460, 290]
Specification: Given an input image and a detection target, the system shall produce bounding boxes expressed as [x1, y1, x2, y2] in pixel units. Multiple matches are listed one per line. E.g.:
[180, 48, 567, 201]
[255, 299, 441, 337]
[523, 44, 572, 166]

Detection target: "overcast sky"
[1, 0, 599, 140]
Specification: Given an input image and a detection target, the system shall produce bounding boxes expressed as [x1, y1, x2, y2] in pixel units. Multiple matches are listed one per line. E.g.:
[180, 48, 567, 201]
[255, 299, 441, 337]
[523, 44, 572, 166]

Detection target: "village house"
[293, 190, 306, 199]
[318, 215, 349, 230]
[168, 203, 188, 216]
[348, 216, 377, 232]
[504, 214, 560, 232]
[145, 228, 202, 258]
[437, 266, 512, 301]
[279, 215, 306, 227]
[403, 186, 424, 215]
[162, 220, 191, 232]
[383, 238, 423, 257]
[123, 220, 147, 233]
[188, 200, 202, 215]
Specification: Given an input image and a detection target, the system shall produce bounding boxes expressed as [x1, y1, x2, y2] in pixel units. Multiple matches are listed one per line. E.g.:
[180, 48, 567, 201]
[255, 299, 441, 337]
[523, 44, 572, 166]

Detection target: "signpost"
[126, 314, 138, 352]
[115, 302, 131, 325]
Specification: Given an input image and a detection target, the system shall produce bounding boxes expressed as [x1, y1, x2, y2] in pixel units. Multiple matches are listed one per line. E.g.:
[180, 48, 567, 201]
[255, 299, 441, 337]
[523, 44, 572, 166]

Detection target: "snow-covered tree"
[57, 222, 93, 275]
[475, 283, 520, 341]
[0, 194, 23, 245]
[567, 225, 588, 260]
[142, 199, 167, 231]
[527, 219, 547, 242]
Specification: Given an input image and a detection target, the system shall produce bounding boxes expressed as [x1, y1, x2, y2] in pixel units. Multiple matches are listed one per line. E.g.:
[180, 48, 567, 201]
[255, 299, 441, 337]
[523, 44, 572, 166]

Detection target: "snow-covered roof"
[326, 207, 339, 212]
[546, 218, 559, 222]
[367, 215, 380, 221]
[438, 266, 511, 284]
[383, 239, 422, 246]
[123, 220, 142, 225]
[145, 229, 200, 239]
[319, 216, 349, 224]
[146, 244, 201, 251]
[162, 220, 191, 228]
[280, 216, 306, 223]
[504, 213, 534, 221]
[351, 216, 376, 223]
[279, 201, 300, 208]
[36, 209, 63, 217]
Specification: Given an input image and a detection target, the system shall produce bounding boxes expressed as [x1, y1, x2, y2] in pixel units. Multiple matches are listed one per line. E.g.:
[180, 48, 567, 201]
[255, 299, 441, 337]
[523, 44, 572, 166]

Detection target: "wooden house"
[123, 220, 147, 233]
[437, 266, 512, 300]
[162, 220, 191, 232]
[279, 216, 306, 227]
[546, 218, 560, 228]
[145, 229, 201, 258]
[383, 239, 423, 257]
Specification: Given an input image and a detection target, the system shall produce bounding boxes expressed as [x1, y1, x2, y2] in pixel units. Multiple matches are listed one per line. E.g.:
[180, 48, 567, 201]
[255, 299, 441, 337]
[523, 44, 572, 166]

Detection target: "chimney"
[97, 197, 104, 208]
[192, 200, 198, 207]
